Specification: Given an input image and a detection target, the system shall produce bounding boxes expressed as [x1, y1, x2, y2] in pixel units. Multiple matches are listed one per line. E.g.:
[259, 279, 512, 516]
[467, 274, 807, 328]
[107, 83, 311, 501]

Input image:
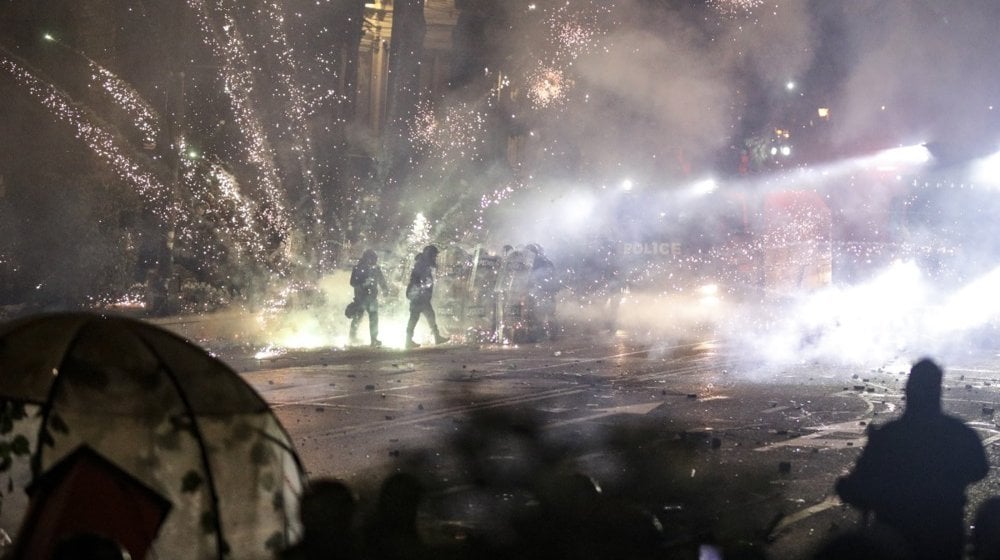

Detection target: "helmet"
[422, 245, 439, 257]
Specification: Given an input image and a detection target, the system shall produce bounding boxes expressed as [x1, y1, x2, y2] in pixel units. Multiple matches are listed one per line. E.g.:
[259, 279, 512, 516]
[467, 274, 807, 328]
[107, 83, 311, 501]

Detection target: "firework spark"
[179, 152, 273, 265]
[187, 0, 292, 250]
[546, 2, 609, 62]
[2, 45, 298, 280]
[707, 0, 765, 18]
[481, 184, 516, 210]
[0, 52, 174, 215]
[259, 0, 328, 238]
[526, 66, 573, 109]
[90, 64, 161, 148]
[409, 100, 489, 163]
[517, 1, 611, 114]
[43, 34, 162, 147]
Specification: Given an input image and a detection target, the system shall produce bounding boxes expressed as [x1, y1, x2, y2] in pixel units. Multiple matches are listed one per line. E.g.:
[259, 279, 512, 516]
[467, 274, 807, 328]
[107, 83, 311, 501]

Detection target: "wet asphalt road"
[212, 332, 1000, 558]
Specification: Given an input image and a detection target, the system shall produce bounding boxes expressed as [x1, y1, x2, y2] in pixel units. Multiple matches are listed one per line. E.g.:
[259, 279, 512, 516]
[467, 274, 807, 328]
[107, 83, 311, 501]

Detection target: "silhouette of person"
[281, 478, 358, 560]
[598, 240, 624, 334]
[405, 245, 449, 349]
[349, 249, 390, 347]
[810, 528, 909, 560]
[363, 473, 428, 560]
[524, 244, 559, 341]
[972, 496, 1000, 560]
[835, 358, 988, 560]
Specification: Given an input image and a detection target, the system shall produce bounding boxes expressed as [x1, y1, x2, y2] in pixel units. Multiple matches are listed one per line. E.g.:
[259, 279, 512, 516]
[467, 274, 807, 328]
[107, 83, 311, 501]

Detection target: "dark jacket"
[836, 411, 988, 560]
[351, 261, 388, 300]
[406, 254, 434, 304]
[529, 253, 557, 299]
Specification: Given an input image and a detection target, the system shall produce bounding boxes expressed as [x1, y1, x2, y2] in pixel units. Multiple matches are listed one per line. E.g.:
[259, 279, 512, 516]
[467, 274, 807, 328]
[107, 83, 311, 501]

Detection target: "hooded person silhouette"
[836, 358, 988, 560]
[405, 245, 449, 349]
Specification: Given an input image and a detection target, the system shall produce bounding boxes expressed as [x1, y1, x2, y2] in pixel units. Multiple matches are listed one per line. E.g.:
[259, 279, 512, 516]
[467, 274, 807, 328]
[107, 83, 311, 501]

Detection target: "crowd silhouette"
[280, 479, 359, 560]
[274, 358, 994, 560]
[3, 357, 996, 559]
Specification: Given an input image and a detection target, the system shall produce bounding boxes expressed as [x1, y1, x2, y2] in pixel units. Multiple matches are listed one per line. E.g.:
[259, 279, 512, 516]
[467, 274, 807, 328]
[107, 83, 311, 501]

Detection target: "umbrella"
[0, 312, 306, 559]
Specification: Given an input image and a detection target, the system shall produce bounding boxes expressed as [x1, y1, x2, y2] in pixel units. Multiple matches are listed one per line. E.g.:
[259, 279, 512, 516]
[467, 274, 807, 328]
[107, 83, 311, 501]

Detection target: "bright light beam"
[870, 143, 932, 170]
[970, 150, 1000, 186]
[691, 178, 718, 196]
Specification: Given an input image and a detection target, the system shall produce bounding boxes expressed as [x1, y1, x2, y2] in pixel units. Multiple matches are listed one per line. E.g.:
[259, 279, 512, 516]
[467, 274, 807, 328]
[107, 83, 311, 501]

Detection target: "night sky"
[1, 0, 1000, 317]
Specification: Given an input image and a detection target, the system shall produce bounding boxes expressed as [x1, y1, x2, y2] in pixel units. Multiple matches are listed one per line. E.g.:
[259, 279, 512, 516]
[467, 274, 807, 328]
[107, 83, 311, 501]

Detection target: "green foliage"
[0, 400, 31, 516]
[48, 412, 70, 434]
[250, 441, 274, 466]
[200, 510, 217, 533]
[154, 428, 181, 451]
[264, 531, 285, 552]
[259, 471, 276, 492]
[0, 401, 25, 436]
[181, 470, 204, 493]
[199, 507, 232, 559]
[0, 436, 29, 471]
[10, 435, 29, 456]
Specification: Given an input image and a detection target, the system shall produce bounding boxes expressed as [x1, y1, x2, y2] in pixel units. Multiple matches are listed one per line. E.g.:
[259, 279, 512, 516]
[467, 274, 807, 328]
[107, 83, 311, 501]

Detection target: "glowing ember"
[187, 0, 295, 248]
[90, 64, 161, 148]
[0, 53, 175, 213]
[254, 346, 287, 360]
[545, 1, 611, 61]
[409, 100, 489, 164]
[707, 0, 765, 18]
[527, 67, 572, 109]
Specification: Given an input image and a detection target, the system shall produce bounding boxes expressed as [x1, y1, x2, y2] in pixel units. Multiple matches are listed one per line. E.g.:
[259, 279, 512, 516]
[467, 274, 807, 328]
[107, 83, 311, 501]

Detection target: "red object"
[12, 445, 172, 559]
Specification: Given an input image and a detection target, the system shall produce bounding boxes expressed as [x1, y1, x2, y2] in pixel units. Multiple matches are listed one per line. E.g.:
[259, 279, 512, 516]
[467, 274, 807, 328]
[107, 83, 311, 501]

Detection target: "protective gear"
[405, 254, 434, 303]
[527, 245, 559, 341]
[349, 249, 389, 346]
[345, 300, 363, 319]
[405, 249, 448, 347]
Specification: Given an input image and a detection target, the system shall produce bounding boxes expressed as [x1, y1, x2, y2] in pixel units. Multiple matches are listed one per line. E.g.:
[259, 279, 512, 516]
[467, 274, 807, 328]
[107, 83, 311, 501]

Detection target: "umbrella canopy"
[0, 312, 266, 412]
[0, 312, 305, 559]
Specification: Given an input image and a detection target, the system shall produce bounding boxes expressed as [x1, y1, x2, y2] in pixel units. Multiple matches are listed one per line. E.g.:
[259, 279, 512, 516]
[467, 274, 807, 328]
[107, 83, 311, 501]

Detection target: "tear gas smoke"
[5, 0, 1000, 375]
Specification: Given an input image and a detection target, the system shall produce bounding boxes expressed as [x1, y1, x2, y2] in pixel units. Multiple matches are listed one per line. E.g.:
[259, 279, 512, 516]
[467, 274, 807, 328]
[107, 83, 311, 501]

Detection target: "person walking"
[405, 245, 449, 349]
[349, 249, 389, 347]
[525, 243, 559, 341]
[835, 358, 989, 560]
